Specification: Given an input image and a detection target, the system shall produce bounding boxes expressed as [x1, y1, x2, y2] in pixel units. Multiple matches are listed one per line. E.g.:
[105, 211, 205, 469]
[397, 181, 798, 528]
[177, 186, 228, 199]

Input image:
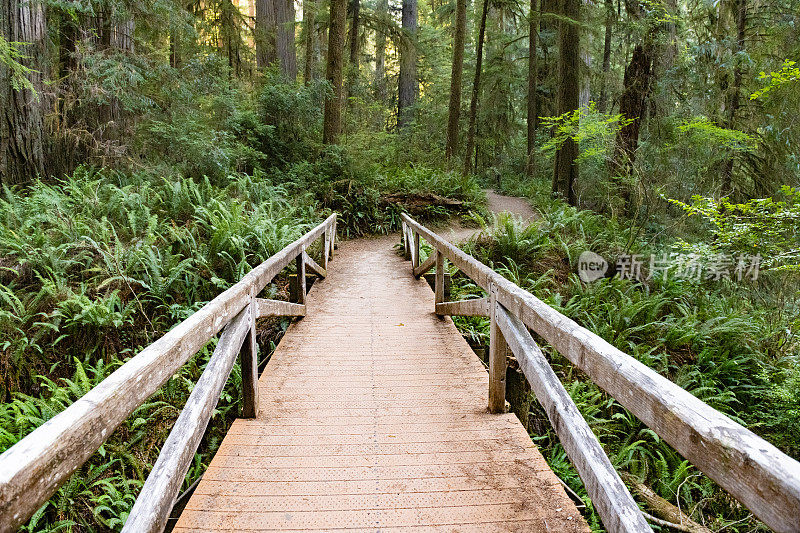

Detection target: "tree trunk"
[0, 0, 48, 185]
[721, 0, 746, 195]
[526, 0, 539, 177]
[463, 0, 489, 174]
[374, 0, 388, 100]
[303, 0, 318, 83]
[445, 0, 467, 162]
[397, 0, 418, 129]
[598, 0, 613, 113]
[552, 0, 579, 206]
[275, 0, 298, 79]
[256, 0, 277, 69]
[611, 1, 654, 212]
[348, 0, 360, 72]
[323, 0, 347, 143]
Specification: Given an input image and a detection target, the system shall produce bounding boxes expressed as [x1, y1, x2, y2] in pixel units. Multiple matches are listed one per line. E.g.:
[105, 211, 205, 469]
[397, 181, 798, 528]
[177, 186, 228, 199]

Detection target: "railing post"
[323, 227, 330, 271]
[488, 284, 507, 414]
[240, 291, 258, 418]
[434, 250, 445, 312]
[413, 231, 420, 271]
[294, 246, 307, 305]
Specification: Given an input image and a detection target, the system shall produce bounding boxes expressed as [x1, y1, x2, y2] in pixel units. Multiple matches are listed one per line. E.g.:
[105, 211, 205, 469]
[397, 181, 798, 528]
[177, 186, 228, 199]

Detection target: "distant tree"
[324, 0, 348, 143]
[397, 0, 418, 129]
[256, 0, 297, 78]
[445, 0, 467, 163]
[303, 0, 318, 83]
[552, 0, 579, 205]
[464, 0, 489, 174]
[374, 0, 388, 100]
[526, 0, 539, 177]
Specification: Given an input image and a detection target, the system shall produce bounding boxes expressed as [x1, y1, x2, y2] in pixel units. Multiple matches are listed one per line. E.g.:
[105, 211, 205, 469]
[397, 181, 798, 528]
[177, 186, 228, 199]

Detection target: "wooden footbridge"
[2, 214, 800, 532]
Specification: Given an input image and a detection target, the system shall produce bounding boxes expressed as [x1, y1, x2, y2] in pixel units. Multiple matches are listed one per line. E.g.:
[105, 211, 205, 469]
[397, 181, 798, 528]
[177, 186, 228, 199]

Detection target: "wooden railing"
[0, 214, 337, 533]
[401, 213, 800, 533]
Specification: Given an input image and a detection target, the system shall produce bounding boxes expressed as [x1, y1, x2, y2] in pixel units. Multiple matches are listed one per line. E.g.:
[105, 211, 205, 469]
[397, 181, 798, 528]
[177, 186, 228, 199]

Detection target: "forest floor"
[442, 189, 536, 242]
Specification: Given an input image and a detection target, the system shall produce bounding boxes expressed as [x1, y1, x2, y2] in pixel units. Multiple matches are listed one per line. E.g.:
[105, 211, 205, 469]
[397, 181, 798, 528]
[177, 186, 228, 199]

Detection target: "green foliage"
[0, 36, 35, 92]
[670, 187, 800, 271]
[751, 60, 800, 100]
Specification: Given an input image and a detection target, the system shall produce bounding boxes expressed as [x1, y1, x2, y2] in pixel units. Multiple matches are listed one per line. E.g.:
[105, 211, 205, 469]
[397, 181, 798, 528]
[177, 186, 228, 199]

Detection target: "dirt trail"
[442, 189, 537, 243]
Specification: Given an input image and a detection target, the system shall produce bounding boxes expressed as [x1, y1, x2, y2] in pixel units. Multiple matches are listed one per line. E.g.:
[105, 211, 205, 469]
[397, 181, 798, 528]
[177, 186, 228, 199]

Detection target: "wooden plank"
[488, 287, 507, 414]
[495, 305, 651, 533]
[400, 213, 800, 532]
[255, 298, 306, 318]
[0, 214, 336, 532]
[304, 250, 327, 278]
[241, 295, 259, 418]
[175, 234, 587, 532]
[435, 297, 489, 317]
[123, 304, 253, 533]
[323, 228, 330, 270]
[413, 253, 436, 278]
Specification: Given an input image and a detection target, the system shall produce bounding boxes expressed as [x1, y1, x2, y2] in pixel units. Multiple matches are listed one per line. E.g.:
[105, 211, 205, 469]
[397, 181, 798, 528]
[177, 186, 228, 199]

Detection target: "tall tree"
[445, 0, 467, 162]
[552, 0, 579, 205]
[612, 0, 656, 210]
[597, 0, 613, 113]
[0, 0, 48, 185]
[323, 0, 348, 143]
[526, 0, 539, 177]
[256, 0, 297, 78]
[721, 0, 747, 195]
[397, 0, 418, 129]
[256, 0, 277, 69]
[303, 0, 318, 83]
[374, 0, 388, 100]
[463, 0, 489, 174]
[348, 0, 361, 70]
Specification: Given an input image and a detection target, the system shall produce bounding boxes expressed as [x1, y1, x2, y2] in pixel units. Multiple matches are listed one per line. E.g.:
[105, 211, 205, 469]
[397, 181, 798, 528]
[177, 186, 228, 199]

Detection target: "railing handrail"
[401, 213, 800, 533]
[0, 213, 337, 533]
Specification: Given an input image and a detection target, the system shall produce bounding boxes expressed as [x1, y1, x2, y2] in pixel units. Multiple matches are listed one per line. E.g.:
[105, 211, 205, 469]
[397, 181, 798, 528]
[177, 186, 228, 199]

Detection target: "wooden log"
[488, 288, 508, 414]
[304, 250, 327, 278]
[0, 214, 336, 532]
[619, 472, 711, 533]
[495, 305, 651, 533]
[413, 253, 436, 278]
[434, 251, 445, 306]
[399, 213, 800, 532]
[123, 304, 253, 533]
[255, 298, 306, 318]
[241, 295, 259, 418]
[434, 297, 489, 317]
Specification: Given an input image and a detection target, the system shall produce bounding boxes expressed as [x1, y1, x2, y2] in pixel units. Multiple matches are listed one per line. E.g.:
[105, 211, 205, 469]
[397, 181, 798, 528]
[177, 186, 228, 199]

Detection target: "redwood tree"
[463, 0, 489, 174]
[323, 0, 348, 143]
[552, 0, 579, 205]
[0, 0, 48, 184]
[445, 0, 467, 162]
[397, 0, 418, 129]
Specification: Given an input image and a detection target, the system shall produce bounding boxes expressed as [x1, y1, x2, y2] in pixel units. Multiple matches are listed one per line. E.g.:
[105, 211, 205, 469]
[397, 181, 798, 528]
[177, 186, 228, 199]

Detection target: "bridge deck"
[174, 236, 588, 532]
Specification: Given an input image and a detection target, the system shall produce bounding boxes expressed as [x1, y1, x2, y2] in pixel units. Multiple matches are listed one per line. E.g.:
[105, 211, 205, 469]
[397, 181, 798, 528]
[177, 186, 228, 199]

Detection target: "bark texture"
[552, 0, 579, 205]
[323, 0, 348, 143]
[463, 0, 489, 174]
[397, 0, 418, 129]
[0, 0, 48, 185]
[374, 0, 388, 100]
[526, 0, 539, 177]
[303, 0, 318, 83]
[445, 0, 467, 162]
